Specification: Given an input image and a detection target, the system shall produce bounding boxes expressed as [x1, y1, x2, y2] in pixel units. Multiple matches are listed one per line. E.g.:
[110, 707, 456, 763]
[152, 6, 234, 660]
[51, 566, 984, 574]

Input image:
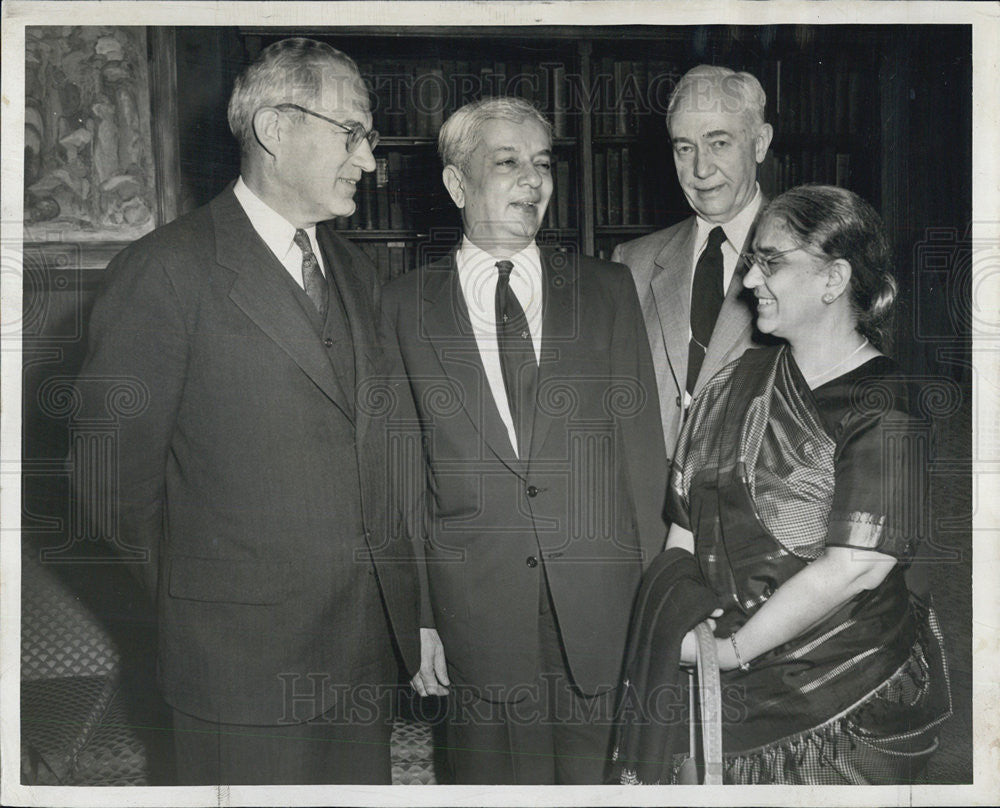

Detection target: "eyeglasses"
[744, 246, 804, 278]
[274, 103, 380, 152]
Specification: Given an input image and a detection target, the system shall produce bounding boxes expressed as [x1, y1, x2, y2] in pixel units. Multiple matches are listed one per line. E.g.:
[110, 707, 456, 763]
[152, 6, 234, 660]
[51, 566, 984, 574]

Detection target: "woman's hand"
[715, 546, 898, 668]
[679, 608, 724, 665]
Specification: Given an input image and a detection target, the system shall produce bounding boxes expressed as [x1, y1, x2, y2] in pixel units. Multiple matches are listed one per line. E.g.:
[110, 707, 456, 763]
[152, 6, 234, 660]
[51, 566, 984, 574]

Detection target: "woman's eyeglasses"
[745, 246, 805, 277]
[273, 103, 380, 152]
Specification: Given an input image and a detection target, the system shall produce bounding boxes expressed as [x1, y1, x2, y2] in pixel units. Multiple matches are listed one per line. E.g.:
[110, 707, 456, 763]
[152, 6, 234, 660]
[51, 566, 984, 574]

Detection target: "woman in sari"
[652, 185, 951, 784]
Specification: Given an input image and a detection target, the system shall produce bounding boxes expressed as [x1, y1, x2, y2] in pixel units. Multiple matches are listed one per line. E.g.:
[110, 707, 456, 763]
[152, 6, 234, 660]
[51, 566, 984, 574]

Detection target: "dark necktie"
[687, 226, 727, 395]
[293, 229, 329, 320]
[495, 260, 537, 456]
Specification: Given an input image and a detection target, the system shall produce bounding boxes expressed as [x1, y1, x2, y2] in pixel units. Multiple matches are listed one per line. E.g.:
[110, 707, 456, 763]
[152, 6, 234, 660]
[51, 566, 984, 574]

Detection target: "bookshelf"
[173, 25, 960, 299]
[582, 33, 886, 259]
[238, 31, 584, 283]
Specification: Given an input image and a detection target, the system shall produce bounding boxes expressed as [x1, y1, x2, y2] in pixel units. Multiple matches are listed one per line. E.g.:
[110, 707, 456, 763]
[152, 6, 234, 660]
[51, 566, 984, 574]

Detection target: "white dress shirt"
[456, 237, 543, 457]
[233, 176, 326, 286]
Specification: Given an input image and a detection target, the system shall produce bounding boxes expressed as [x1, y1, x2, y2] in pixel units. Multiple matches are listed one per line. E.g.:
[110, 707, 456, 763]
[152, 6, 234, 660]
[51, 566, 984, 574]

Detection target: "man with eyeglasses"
[612, 64, 775, 464]
[75, 37, 420, 784]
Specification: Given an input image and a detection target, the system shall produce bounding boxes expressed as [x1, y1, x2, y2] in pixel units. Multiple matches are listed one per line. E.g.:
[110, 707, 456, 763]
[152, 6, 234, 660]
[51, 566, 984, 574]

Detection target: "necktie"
[687, 226, 727, 395]
[293, 229, 329, 320]
[495, 260, 537, 455]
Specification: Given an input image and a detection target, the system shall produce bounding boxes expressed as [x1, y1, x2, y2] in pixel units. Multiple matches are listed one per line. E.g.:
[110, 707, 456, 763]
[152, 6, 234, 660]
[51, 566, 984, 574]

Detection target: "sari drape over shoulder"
[666, 345, 951, 784]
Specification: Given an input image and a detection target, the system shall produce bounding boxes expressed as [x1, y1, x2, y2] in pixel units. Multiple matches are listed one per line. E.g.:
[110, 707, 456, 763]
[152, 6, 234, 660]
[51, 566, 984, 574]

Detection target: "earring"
[822, 293, 835, 304]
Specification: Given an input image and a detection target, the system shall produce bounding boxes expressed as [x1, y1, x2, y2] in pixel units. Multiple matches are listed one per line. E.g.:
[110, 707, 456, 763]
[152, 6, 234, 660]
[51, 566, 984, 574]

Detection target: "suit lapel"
[315, 224, 378, 439]
[527, 248, 576, 466]
[695, 255, 754, 394]
[421, 254, 522, 472]
[213, 190, 355, 421]
[649, 218, 696, 401]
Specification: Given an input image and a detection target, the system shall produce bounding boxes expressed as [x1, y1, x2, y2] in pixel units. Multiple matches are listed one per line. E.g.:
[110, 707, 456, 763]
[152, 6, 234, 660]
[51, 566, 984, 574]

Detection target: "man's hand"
[410, 627, 450, 696]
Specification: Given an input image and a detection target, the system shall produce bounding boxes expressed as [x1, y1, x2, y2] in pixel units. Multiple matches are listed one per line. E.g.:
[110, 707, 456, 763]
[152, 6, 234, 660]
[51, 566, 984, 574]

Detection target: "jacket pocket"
[167, 555, 291, 605]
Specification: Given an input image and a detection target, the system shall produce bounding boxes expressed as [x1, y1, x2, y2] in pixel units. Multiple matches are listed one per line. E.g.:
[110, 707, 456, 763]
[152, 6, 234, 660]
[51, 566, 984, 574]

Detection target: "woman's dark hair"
[761, 184, 897, 352]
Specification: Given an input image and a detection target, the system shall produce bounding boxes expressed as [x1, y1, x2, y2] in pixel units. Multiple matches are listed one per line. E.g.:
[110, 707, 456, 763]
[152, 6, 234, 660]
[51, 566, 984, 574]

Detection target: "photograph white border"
[2, 2, 998, 806]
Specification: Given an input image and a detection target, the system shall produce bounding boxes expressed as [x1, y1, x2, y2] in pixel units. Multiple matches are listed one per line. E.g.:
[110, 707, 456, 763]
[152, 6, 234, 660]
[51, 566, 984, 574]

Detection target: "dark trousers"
[445, 576, 616, 784]
[171, 687, 394, 785]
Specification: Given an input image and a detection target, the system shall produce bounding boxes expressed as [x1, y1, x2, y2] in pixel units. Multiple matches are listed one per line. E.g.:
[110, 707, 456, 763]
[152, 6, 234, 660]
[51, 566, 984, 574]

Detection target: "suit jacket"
[76, 186, 420, 725]
[612, 213, 763, 461]
[382, 248, 669, 696]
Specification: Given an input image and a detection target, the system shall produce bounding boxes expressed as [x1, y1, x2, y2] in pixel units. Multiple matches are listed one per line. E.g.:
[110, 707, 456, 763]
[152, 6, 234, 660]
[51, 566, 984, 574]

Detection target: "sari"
[666, 345, 951, 784]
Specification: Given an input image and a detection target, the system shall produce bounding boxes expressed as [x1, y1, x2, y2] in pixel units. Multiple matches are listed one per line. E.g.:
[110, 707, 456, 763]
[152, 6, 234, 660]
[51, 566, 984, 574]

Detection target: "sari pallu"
[668, 345, 951, 784]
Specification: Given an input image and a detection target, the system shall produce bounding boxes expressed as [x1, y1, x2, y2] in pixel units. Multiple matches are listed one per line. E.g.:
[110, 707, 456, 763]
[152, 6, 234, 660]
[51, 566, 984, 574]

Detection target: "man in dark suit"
[383, 97, 668, 784]
[74, 38, 419, 785]
[612, 64, 774, 461]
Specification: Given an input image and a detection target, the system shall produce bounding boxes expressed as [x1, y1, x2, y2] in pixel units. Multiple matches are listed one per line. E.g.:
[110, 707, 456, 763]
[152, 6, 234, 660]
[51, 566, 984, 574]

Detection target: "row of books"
[353, 57, 871, 144]
[355, 59, 575, 139]
[333, 155, 412, 231]
[594, 146, 651, 227]
[589, 58, 681, 137]
[542, 160, 575, 230]
[762, 58, 873, 138]
[759, 150, 854, 197]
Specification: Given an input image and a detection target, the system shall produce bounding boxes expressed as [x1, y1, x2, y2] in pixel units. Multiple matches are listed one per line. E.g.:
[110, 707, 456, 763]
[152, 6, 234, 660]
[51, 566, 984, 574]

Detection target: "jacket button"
[526, 485, 539, 498]
[675, 395, 682, 408]
[526, 556, 538, 568]
[324, 337, 334, 348]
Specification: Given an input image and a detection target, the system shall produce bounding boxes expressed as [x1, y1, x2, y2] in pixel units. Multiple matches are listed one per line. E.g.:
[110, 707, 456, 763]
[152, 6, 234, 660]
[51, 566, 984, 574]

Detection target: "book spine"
[594, 150, 607, 226]
[374, 157, 389, 230]
[607, 147, 622, 225]
[556, 160, 570, 229]
[620, 145, 631, 225]
[614, 60, 628, 135]
[361, 171, 376, 230]
[405, 64, 418, 137]
[388, 152, 404, 230]
[552, 64, 567, 138]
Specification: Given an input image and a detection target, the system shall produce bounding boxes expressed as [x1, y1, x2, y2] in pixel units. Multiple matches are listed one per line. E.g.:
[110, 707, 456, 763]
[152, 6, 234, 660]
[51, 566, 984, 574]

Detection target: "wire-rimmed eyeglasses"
[274, 103, 379, 152]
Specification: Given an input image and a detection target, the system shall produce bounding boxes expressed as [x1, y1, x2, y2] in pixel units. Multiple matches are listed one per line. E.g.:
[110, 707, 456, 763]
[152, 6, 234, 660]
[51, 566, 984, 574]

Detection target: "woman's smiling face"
[743, 217, 832, 343]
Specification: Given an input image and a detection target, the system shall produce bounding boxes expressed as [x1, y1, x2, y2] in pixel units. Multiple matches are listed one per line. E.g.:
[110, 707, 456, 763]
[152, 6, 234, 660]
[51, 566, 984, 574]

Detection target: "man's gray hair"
[666, 64, 768, 132]
[439, 97, 553, 172]
[228, 37, 361, 154]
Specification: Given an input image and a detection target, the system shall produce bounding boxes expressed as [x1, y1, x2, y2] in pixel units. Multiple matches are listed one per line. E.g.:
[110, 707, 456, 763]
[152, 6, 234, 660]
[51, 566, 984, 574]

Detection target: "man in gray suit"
[75, 38, 420, 784]
[612, 64, 774, 460]
[384, 97, 668, 784]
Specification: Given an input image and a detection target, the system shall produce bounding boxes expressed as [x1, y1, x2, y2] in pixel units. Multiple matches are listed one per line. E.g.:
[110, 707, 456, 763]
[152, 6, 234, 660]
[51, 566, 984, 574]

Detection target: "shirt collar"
[456, 236, 542, 281]
[456, 236, 543, 315]
[233, 176, 318, 261]
[694, 184, 763, 255]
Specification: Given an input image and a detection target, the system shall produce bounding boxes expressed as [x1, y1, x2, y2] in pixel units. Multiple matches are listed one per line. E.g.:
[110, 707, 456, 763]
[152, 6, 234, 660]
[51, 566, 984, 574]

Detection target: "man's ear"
[825, 258, 853, 300]
[753, 123, 774, 164]
[252, 107, 282, 157]
[442, 165, 466, 209]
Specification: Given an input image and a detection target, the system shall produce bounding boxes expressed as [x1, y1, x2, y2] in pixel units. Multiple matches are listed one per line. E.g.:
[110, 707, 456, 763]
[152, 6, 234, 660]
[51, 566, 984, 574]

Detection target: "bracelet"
[729, 632, 751, 672]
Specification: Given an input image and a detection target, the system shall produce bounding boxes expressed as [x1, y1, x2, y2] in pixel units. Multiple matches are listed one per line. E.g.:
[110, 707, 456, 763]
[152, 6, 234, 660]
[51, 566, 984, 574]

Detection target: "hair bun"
[870, 274, 898, 321]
